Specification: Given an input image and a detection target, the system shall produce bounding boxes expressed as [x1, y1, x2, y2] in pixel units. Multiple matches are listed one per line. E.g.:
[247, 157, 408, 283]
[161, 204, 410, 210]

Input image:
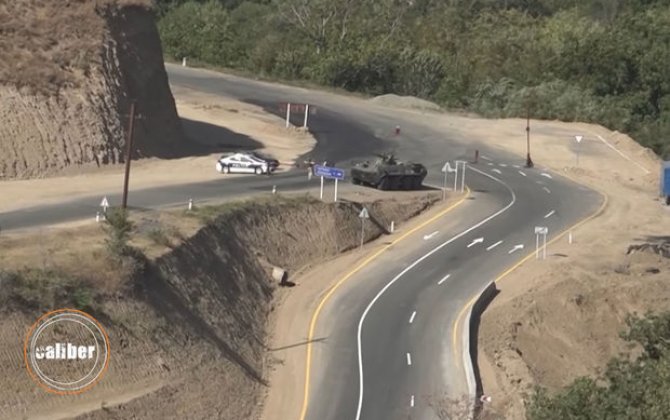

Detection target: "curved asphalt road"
[0, 64, 602, 420]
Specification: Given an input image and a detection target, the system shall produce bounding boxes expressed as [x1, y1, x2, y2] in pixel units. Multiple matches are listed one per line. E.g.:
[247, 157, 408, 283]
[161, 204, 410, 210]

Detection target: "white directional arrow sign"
[467, 237, 484, 248]
[508, 244, 524, 254]
[423, 231, 439, 240]
[100, 196, 109, 213]
[359, 208, 369, 219]
[575, 135, 583, 143]
[442, 162, 456, 173]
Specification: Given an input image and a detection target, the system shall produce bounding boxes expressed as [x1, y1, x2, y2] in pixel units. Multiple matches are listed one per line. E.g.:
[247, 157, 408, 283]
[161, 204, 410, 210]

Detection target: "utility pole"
[122, 100, 137, 209]
[525, 104, 534, 168]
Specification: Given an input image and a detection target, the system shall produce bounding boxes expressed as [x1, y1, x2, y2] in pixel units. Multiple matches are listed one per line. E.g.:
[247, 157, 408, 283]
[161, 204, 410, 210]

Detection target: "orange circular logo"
[24, 308, 110, 395]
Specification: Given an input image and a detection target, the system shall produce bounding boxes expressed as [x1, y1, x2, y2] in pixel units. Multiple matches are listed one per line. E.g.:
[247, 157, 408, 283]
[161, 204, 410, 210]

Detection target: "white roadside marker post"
[359, 207, 369, 249]
[535, 226, 548, 259]
[96, 212, 100, 223]
[334, 178, 338, 202]
[188, 198, 193, 211]
[285, 103, 291, 128]
[303, 104, 309, 128]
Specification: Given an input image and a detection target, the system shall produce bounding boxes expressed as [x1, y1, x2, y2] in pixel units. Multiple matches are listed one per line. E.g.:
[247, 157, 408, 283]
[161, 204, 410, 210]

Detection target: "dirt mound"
[0, 1, 185, 179]
[369, 94, 443, 112]
[0, 194, 436, 419]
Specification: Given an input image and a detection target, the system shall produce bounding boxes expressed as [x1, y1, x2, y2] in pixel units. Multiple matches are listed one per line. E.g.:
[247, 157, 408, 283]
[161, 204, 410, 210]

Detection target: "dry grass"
[0, 0, 152, 95]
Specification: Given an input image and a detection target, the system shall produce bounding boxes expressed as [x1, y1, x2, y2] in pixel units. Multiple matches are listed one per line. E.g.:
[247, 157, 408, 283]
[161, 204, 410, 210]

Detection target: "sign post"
[359, 207, 369, 249]
[441, 162, 456, 199]
[453, 160, 467, 192]
[575, 135, 583, 166]
[303, 104, 310, 128]
[314, 164, 345, 202]
[285, 102, 291, 128]
[535, 226, 548, 259]
[100, 196, 109, 214]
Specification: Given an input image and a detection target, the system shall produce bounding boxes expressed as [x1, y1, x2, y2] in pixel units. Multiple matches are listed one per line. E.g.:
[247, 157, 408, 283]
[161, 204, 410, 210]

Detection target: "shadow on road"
[269, 337, 327, 352]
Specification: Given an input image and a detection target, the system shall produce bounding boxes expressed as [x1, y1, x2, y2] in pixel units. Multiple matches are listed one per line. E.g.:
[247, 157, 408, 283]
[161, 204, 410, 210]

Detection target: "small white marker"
[486, 240, 503, 251]
[499, 163, 508, 167]
[437, 274, 451, 285]
[487, 162, 494, 166]
[410, 395, 415, 407]
[492, 168, 502, 174]
[407, 353, 412, 366]
[409, 311, 416, 324]
[518, 170, 527, 177]
[541, 172, 553, 179]
[543, 187, 551, 194]
[544, 210, 556, 218]
[481, 155, 492, 161]
[423, 231, 439, 240]
[513, 164, 521, 169]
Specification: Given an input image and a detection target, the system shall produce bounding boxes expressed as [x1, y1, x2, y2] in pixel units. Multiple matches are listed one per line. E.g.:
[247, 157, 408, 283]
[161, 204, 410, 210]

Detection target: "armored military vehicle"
[350, 152, 427, 190]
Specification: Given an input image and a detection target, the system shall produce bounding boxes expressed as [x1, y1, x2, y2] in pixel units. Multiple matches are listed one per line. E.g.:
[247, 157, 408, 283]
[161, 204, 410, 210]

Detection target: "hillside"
[0, 0, 185, 179]
[0, 192, 437, 419]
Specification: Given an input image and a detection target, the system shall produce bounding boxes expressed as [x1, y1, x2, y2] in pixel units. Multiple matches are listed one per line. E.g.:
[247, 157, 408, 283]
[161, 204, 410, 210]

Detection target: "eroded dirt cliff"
[0, 0, 184, 179]
[0, 193, 437, 419]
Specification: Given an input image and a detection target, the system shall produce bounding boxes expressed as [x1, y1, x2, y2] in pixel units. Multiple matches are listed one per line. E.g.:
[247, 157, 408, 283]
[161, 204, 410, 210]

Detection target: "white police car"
[215, 152, 278, 175]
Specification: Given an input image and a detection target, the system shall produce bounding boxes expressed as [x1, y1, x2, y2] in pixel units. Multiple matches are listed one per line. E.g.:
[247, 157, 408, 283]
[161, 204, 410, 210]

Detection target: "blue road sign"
[663, 161, 670, 195]
[314, 165, 345, 180]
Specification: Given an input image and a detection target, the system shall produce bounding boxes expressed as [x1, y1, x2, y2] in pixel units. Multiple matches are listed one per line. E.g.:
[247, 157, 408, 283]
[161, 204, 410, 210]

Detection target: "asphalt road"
[1, 64, 602, 420]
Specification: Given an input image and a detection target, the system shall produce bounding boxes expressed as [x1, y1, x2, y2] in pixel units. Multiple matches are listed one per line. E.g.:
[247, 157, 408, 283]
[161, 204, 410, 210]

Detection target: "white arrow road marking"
[409, 311, 416, 324]
[492, 168, 502, 174]
[407, 353, 412, 366]
[423, 231, 439, 240]
[486, 240, 503, 251]
[410, 395, 415, 407]
[467, 237, 484, 248]
[543, 187, 551, 194]
[544, 210, 556, 218]
[541, 172, 553, 179]
[499, 163, 508, 167]
[508, 244, 524, 254]
[481, 155, 492, 161]
[437, 274, 451, 285]
[518, 170, 527, 177]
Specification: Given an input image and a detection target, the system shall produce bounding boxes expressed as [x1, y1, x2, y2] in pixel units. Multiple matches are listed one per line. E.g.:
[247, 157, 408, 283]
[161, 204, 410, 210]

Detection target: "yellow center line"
[298, 188, 471, 420]
[451, 185, 609, 393]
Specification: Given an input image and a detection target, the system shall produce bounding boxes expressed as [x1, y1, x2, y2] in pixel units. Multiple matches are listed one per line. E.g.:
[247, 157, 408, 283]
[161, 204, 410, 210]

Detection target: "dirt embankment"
[0, 193, 436, 419]
[0, 1, 184, 179]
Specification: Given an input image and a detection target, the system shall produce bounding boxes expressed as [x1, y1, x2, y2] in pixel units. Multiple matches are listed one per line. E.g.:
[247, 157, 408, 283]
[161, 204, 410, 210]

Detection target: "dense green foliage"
[526, 312, 670, 419]
[157, 0, 670, 157]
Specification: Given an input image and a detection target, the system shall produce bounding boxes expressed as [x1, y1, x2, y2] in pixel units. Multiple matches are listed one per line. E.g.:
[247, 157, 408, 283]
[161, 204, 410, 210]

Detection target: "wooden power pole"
[122, 100, 137, 209]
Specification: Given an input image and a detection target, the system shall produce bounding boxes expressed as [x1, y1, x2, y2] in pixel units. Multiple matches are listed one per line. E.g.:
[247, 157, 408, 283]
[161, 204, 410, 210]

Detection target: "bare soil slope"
[0, 0, 184, 179]
[0, 192, 436, 419]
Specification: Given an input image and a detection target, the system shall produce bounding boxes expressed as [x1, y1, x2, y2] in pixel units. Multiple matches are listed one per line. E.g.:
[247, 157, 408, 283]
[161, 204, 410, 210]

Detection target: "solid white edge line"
[596, 134, 650, 174]
[409, 311, 416, 324]
[437, 274, 451, 285]
[486, 240, 503, 251]
[354, 166, 517, 420]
